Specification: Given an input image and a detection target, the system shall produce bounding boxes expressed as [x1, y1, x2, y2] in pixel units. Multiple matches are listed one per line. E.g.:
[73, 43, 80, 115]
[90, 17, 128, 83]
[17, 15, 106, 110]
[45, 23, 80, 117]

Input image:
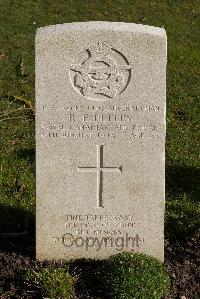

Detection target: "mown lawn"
[0, 0, 199, 251]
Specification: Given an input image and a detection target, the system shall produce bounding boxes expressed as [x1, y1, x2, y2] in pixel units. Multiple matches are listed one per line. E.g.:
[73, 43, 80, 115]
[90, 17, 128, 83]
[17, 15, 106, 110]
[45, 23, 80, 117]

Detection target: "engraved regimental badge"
[70, 41, 131, 101]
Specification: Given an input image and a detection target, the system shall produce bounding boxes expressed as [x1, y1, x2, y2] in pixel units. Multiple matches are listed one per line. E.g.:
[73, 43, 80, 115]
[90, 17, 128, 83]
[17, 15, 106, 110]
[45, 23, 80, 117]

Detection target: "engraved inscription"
[78, 145, 122, 208]
[40, 104, 161, 141]
[70, 41, 131, 101]
[52, 213, 144, 252]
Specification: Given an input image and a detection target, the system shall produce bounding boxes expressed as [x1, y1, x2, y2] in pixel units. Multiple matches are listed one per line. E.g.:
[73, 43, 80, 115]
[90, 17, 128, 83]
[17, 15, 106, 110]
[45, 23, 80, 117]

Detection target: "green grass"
[0, 0, 199, 247]
[98, 252, 170, 299]
[24, 266, 77, 299]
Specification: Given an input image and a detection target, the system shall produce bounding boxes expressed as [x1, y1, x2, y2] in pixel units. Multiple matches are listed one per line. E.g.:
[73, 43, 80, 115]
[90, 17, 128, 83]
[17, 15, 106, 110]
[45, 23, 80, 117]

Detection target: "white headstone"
[36, 22, 167, 261]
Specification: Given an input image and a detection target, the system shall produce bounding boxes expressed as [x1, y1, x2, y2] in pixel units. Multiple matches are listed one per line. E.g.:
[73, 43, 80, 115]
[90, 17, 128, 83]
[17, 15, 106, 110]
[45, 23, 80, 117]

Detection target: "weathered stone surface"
[36, 22, 167, 261]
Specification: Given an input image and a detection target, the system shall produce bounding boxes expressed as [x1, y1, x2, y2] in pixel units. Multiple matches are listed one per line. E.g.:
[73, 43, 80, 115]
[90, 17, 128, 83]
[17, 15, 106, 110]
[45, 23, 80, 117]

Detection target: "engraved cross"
[78, 145, 122, 208]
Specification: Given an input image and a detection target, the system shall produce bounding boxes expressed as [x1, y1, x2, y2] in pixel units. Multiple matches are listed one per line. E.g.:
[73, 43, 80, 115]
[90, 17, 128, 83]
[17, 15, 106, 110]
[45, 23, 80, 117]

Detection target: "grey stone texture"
[36, 22, 167, 261]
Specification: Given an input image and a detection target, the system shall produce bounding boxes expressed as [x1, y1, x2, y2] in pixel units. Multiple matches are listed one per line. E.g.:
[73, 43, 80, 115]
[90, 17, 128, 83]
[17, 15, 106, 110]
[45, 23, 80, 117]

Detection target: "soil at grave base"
[0, 237, 199, 299]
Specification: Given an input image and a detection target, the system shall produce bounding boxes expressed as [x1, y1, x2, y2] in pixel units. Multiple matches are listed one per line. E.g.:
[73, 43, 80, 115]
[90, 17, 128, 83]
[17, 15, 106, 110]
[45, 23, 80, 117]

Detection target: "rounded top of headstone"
[36, 21, 166, 37]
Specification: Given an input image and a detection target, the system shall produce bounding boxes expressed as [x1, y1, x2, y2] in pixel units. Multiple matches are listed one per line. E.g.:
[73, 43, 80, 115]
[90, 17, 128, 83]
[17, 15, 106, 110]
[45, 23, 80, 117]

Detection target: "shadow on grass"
[68, 258, 106, 299]
[16, 148, 35, 164]
[166, 164, 200, 202]
[165, 164, 200, 243]
[0, 204, 35, 257]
